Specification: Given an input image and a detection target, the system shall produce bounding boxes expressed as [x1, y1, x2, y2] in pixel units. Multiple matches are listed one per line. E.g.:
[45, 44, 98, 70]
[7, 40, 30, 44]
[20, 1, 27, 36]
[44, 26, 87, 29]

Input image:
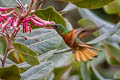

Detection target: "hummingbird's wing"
[78, 27, 99, 39]
[71, 27, 98, 46]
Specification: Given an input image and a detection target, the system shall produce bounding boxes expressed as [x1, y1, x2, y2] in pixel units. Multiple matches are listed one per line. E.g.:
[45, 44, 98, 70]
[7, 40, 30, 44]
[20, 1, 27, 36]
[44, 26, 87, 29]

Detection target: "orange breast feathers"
[61, 29, 79, 49]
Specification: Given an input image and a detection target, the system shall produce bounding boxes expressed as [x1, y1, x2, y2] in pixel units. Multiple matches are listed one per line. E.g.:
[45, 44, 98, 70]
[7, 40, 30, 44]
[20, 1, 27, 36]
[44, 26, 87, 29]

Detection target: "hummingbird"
[49, 24, 102, 62]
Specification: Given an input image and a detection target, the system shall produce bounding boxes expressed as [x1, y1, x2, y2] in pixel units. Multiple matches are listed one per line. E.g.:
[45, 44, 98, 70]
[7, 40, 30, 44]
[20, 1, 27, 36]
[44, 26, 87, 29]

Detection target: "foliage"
[0, 0, 120, 80]
[0, 65, 21, 80]
[32, 7, 66, 28]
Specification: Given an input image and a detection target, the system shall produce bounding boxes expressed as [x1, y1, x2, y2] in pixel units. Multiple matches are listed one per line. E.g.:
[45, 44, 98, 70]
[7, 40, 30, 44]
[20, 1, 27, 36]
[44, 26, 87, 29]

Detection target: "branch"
[1, 39, 12, 67]
[2, 47, 9, 67]
[5, 29, 9, 39]
[54, 48, 72, 54]
[0, 34, 7, 38]
[21, 0, 34, 20]
[0, 58, 3, 65]
[35, 0, 43, 10]
[13, 27, 20, 37]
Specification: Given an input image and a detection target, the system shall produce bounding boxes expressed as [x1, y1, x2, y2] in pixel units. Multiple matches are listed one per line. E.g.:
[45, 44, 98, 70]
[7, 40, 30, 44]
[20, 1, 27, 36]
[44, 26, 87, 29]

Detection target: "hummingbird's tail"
[73, 45, 102, 62]
[74, 48, 98, 62]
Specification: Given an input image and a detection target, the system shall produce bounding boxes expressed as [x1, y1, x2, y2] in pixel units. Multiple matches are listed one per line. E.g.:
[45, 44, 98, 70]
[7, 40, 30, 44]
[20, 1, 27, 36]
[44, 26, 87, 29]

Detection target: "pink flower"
[0, 1, 56, 35]
[30, 18, 45, 27]
[21, 14, 56, 32]
[28, 24, 32, 32]
[0, 7, 13, 11]
[32, 14, 55, 26]
[0, 10, 15, 17]
[1, 17, 12, 33]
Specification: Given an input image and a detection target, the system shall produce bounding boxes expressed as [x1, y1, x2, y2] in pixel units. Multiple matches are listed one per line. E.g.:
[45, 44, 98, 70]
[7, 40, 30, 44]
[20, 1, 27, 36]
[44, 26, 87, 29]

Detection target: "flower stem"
[54, 48, 72, 54]
[21, 0, 34, 20]
[35, 0, 43, 10]
[1, 39, 11, 67]
[0, 58, 3, 65]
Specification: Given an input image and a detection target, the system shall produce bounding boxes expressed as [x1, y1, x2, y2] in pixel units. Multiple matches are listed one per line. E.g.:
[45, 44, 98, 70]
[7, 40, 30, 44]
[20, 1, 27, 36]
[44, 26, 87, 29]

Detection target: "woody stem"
[2, 38, 11, 67]
[21, 0, 34, 20]
[54, 48, 72, 54]
[35, 0, 43, 10]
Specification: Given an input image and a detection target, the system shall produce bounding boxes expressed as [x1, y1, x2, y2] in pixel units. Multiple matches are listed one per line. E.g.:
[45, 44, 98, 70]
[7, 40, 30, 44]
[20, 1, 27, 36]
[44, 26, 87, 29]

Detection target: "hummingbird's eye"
[56, 26, 59, 29]
[53, 25, 59, 29]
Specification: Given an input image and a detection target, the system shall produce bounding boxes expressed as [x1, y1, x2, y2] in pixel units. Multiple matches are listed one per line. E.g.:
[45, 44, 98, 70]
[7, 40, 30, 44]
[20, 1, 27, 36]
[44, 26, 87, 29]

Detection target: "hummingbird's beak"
[43, 24, 57, 29]
[44, 26, 54, 29]
[51, 24, 62, 29]
[44, 24, 61, 29]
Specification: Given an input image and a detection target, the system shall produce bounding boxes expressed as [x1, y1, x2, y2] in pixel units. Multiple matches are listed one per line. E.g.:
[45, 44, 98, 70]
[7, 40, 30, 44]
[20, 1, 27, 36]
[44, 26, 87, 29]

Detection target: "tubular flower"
[0, 7, 13, 11]
[0, 1, 55, 34]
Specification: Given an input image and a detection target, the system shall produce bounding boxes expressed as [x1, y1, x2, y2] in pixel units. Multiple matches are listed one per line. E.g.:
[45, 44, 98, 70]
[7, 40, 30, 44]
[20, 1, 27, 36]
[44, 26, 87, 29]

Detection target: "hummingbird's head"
[52, 24, 64, 34]
[52, 24, 70, 34]
[45, 24, 69, 34]
[52, 24, 62, 29]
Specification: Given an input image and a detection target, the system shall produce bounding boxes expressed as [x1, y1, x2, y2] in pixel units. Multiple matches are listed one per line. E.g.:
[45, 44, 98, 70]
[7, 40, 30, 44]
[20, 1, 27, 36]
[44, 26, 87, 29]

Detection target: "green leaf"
[0, 65, 21, 80]
[117, 0, 120, 5]
[72, 0, 114, 9]
[65, 18, 73, 30]
[114, 71, 120, 80]
[78, 18, 99, 40]
[90, 65, 105, 80]
[18, 50, 56, 69]
[8, 50, 25, 64]
[21, 62, 54, 80]
[1, 0, 31, 7]
[104, 0, 120, 14]
[17, 29, 72, 68]
[54, 66, 70, 80]
[0, 55, 15, 67]
[104, 42, 120, 65]
[80, 62, 91, 80]
[47, 73, 54, 80]
[38, 50, 56, 62]
[69, 62, 81, 78]
[60, 0, 80, 2]
[0, 36, 7, 55]
[90, 44, 106, 66]
[16, 28, 67, 55]
[13, 42, 39, 66]
[0, 0, 5, 7]
[78, 8, 120, 44]
[48, 51, 73, 67]
[105, 50, 120, 65]
[87, 22, 120, 44]
[88, 44, 106, 80]
[32, 6, 66, 28]
[41, 0, 68, 11]
[78, 19, 97, 27]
